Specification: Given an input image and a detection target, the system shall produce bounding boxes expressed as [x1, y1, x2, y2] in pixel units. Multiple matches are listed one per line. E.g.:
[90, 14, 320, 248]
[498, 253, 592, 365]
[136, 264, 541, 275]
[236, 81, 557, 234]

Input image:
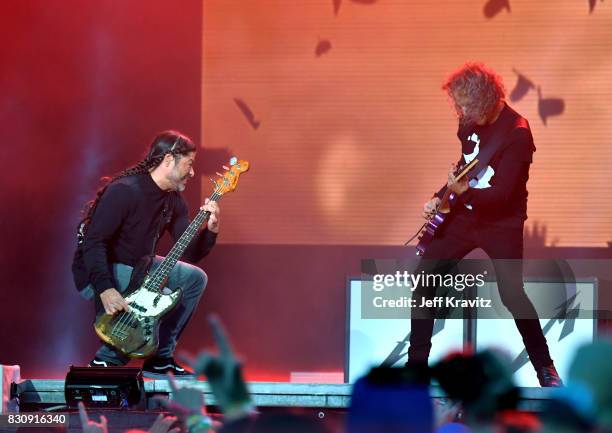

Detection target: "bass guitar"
[94, 157, 249, 357]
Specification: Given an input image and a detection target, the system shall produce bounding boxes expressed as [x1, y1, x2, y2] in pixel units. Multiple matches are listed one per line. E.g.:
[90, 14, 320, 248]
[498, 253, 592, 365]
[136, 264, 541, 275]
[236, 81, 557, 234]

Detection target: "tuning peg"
[222, 165, 230, 171]
[230, 156, 238, 166]
[215, 172, 223, 177]
[209, 177, 217, 185]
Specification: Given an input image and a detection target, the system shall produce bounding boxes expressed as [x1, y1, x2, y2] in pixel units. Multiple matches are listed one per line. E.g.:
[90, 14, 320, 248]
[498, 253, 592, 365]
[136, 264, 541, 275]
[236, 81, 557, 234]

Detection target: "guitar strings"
[148, 190, 223, 290]
[109, 190, 224, 341]
[113, 292, 143, 336]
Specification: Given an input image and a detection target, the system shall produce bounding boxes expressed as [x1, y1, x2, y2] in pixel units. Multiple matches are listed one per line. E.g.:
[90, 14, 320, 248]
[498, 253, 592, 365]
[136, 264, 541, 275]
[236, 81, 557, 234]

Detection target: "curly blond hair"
[442, 62, 506, 125]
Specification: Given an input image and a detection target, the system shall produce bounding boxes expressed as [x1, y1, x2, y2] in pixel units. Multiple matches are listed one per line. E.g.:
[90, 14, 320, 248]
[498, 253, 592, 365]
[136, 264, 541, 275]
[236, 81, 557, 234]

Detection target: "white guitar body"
[94, 277, 182, 358]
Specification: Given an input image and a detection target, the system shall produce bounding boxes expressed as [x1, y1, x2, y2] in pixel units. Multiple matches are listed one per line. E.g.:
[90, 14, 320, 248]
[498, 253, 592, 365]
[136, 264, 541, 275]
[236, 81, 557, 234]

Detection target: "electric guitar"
[414, 158, 478, 256]
[94, 157, 250, 357]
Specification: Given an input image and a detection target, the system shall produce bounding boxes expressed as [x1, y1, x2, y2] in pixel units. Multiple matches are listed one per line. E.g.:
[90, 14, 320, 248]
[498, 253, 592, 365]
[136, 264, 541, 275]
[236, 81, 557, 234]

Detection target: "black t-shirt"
[436, 103, 536, 226]
[80, 173, 217, 294]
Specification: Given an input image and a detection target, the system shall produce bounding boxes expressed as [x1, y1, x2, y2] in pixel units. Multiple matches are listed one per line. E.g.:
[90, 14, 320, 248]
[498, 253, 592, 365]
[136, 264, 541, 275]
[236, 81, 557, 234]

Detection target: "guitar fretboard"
[148, 191, 222, 290]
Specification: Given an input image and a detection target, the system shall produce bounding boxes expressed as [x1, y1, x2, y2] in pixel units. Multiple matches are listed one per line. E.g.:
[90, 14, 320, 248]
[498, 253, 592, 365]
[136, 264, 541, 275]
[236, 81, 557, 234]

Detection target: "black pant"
[408, 210, 553, 369]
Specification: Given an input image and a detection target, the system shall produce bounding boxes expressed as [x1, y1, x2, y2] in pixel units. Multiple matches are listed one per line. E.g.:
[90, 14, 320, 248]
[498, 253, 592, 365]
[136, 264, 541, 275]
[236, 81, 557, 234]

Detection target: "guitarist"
[73, 130, 220, 377]
[409, 63, 562, 387]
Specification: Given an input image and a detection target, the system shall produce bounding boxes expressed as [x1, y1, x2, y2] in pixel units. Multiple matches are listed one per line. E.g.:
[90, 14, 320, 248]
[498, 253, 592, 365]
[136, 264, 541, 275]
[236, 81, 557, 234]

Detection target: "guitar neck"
[456, 158, 479, 180]
[439, 158, 479, 210]
[148, 193, 222, 287]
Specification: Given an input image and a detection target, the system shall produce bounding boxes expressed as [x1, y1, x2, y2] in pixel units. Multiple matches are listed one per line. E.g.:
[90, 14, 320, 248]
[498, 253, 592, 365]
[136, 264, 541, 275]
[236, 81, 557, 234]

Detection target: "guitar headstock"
[213, 157, 250, 196]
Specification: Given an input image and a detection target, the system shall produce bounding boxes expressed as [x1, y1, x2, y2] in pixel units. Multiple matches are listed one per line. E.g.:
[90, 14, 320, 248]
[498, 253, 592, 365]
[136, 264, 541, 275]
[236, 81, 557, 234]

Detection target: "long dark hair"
[77, 130, 196, 243]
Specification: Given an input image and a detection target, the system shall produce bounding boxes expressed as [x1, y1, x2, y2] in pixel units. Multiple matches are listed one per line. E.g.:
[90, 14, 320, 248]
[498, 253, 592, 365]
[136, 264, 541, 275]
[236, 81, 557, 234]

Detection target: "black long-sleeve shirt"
[81, 173, 217, 295]
[435, 104, 535, 226]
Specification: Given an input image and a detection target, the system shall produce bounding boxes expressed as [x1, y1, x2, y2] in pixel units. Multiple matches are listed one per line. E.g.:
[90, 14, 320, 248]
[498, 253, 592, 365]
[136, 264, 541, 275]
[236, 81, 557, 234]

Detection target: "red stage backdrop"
[0, 0, 203, 378]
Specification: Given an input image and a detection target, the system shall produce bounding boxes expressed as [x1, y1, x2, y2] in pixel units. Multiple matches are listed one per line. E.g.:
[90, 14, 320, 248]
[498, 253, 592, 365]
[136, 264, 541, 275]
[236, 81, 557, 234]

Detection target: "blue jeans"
[80, 256, 207, 365]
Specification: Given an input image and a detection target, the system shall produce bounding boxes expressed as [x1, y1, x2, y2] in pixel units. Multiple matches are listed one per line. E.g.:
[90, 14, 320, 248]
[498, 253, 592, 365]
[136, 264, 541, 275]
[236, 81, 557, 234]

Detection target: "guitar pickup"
[130, 303, 147, 313]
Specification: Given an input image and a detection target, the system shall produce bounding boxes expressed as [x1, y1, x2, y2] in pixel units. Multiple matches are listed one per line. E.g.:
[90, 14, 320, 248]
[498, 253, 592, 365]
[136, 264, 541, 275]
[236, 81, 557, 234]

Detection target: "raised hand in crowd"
[181, 315, 255, 421]
[153, 372, 214, 433]
[147, 413, 181, 433]
[78, 402, 108, 433]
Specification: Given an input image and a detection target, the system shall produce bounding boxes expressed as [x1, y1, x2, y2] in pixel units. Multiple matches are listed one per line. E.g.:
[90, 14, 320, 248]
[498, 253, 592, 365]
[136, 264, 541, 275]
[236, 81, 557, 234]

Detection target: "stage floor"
[15, 379, 554, 410]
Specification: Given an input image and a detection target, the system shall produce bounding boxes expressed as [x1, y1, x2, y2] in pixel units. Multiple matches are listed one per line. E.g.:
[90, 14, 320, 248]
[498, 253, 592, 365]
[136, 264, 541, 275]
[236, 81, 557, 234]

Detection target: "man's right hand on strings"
[100, 288, 130, 315]
[447, 163, 469, 195]
[423, 197, 441, 220]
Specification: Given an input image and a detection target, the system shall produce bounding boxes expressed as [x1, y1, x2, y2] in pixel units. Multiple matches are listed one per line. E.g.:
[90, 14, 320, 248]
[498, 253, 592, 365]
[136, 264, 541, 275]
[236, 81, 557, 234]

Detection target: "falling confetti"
[589, 0, 604, 14]
[483, 0, 511, 18]
[315, 39, 333, 57]
[509, 68, 535, 102]
[537, 87, 565, 126]
[333, 0, 342, 16]
[233, 98, 261, 130]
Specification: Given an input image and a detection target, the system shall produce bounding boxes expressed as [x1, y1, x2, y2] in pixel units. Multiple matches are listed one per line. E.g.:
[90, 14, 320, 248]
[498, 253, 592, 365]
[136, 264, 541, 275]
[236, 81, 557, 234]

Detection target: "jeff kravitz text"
[372, 296, 492, 308]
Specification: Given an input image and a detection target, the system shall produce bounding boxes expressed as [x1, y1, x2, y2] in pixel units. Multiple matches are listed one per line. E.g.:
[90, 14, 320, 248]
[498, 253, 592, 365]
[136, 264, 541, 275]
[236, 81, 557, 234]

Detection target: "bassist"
[73, 130, 219, 377]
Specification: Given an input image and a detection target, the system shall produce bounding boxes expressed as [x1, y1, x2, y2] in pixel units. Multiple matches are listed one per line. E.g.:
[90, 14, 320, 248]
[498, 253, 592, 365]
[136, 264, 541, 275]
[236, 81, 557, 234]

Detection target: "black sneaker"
[88, 357, 124, 367]
[142, 357, 195, 379]
[537, 364, 564, 387]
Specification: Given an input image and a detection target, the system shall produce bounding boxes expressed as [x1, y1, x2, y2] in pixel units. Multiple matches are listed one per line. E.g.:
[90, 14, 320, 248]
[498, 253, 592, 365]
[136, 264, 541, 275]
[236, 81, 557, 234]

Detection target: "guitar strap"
[150, 192, 174, 256]
[466, 116, 529, 181]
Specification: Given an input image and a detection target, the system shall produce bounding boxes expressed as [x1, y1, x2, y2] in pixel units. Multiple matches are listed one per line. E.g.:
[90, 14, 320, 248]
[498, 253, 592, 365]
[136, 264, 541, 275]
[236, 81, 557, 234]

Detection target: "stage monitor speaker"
[64, 366, 145, 409]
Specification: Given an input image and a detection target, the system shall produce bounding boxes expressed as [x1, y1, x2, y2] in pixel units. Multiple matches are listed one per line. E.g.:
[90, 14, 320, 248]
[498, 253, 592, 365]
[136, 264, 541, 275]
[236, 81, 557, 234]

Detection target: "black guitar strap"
[466, 116, 529, 181]
[150, 193, 174, 256]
